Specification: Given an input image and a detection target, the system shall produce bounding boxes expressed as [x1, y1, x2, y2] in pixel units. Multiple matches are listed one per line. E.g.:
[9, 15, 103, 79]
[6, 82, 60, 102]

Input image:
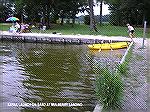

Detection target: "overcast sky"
[77, 3, 110, 16]
[94, 3, 110, 15]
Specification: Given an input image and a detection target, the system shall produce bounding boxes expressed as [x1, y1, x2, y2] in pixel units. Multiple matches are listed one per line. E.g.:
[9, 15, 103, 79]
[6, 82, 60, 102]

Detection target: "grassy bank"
[117, 43, 134, 75]
[0, 23, 149, 38]
[95, 42, 134, 111]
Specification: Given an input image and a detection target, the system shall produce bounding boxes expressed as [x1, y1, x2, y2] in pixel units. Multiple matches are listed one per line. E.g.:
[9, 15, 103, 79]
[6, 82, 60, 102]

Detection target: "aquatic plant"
[95, 68, 123, 109]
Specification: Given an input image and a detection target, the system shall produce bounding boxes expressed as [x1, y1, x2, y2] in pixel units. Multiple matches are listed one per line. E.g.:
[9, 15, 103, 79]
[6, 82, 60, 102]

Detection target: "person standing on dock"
[19, 23, 26, 33]
[127, 23, 135, 41]
[15, 22, 21, 32]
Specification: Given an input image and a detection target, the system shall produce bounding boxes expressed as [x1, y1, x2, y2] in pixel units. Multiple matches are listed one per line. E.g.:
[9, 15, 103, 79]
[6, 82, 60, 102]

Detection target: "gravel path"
[122, 38, 149, 112]
[147, 39, 150, 112]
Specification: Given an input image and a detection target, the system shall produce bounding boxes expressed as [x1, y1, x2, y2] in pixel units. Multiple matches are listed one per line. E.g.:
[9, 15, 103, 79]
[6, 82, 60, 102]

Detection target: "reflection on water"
[0, 42, 126, 112]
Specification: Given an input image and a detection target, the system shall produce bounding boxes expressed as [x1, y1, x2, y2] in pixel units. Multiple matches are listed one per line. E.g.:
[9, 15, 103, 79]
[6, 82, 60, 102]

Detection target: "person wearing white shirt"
[127, 23, 135, 41]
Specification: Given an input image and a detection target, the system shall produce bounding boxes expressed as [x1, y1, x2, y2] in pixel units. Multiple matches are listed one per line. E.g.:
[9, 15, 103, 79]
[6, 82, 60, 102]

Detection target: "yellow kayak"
[88, 42, 129, 50]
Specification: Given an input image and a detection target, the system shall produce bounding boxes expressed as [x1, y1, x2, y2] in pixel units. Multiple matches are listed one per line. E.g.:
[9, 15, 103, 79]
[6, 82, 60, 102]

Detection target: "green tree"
[106, 0, 150, 26]
[0, 0, 15, 22]
[15, 0, 85, 27]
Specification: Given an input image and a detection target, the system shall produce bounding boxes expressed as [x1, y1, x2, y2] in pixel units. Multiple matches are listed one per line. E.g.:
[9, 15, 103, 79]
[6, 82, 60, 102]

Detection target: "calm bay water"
[0, 42, 126, 112]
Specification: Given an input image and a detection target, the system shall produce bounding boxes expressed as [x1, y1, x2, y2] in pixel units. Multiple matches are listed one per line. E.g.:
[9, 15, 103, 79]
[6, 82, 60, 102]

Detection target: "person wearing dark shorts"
[130, 30, 134, 34]
[127, 23, 135, 41]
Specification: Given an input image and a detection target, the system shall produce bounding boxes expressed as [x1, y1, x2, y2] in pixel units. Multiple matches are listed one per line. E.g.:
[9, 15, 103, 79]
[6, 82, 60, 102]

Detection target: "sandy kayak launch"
[88, 42, 130, 50]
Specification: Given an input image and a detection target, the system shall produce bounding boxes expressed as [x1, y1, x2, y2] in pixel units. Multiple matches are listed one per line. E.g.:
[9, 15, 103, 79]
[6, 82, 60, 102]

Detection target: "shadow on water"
[0, 42, 126, 112]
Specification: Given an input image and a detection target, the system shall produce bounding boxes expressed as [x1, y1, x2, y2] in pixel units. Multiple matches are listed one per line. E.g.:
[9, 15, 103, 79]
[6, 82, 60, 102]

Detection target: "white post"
[142, 21, 147, 48]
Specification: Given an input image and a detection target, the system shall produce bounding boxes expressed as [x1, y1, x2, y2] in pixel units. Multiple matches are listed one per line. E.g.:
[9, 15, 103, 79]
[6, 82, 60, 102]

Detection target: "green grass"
[117, 61, 128, 75]
[0, 23, 11, 31]
[117, 43, 133, 76]
[0, 23, 149, 38]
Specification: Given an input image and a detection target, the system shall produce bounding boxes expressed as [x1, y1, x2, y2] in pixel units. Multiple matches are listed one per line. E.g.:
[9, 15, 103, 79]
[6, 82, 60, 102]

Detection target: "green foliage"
[14, 0, 86, 25]
[95, 68, 123, 109]
[3, 0, 150, 26]
[108, 0, 150, 25]
[0, 1, 14, 22]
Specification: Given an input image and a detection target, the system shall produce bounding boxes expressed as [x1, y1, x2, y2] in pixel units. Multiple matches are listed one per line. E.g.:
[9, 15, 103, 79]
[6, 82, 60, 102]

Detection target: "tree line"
[0, 0, 150, 30]
[107, 0, 150, 26]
